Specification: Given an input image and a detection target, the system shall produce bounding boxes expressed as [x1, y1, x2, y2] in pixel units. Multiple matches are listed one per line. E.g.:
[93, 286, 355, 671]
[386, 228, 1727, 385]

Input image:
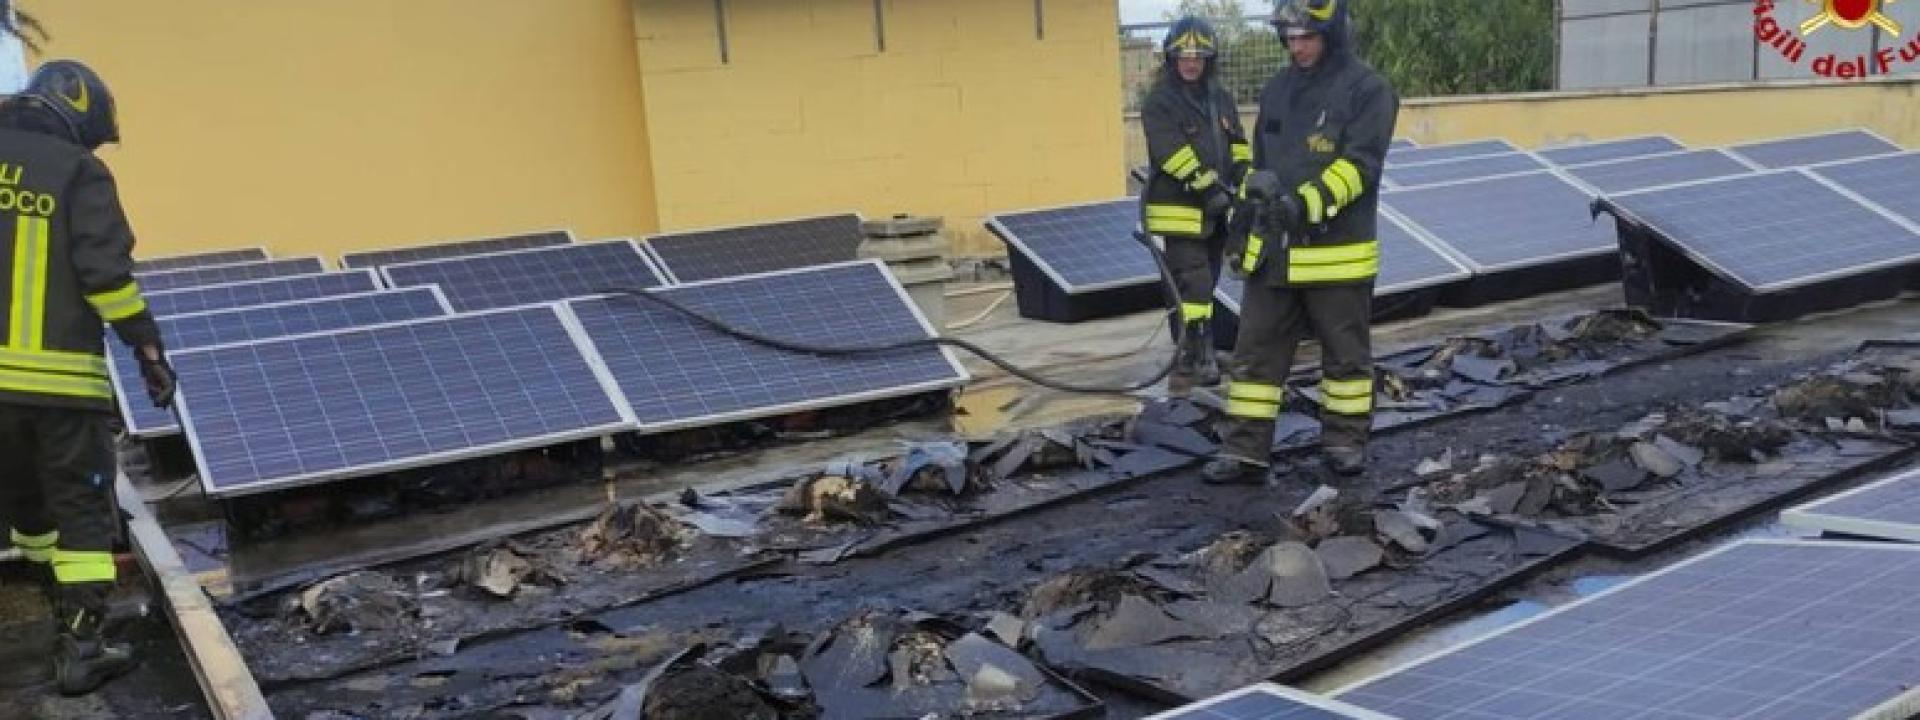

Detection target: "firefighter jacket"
[1140, 72, 1251, 240]
[1243, 46, 1398, 287]
[0, 126, 159, 412]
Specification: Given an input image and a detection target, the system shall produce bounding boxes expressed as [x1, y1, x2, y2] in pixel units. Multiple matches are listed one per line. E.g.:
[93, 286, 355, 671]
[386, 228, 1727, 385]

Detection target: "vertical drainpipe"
[1035, 0, 1046, 41]
[714, 0, 730, 64]
[1551, 0, 1562, 90]
[1646, 0, 1660, 87]
[874, 0, 887, 52]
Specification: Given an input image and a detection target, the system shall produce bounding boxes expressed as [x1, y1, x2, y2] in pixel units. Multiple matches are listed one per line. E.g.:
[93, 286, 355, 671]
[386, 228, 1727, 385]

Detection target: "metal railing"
[1121, 16, 1288, 111]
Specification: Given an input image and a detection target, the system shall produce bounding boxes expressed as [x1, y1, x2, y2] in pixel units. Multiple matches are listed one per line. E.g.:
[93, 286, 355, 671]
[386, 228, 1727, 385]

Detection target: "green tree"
[1350, 0, 1554, 97]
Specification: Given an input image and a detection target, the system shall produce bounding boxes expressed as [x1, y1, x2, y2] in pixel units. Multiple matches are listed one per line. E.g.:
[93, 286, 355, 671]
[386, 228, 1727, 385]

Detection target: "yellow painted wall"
[634, 0, 1125, 255]
[28, 1, 659, 263]
[1125, 77, 1920, 169]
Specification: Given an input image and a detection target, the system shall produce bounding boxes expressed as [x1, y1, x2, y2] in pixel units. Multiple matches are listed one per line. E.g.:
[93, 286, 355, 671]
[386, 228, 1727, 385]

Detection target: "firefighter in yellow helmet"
[0, 59, 175, 695]
[1205, 0, 1398, 483]
[1139, 15, 1251, 390]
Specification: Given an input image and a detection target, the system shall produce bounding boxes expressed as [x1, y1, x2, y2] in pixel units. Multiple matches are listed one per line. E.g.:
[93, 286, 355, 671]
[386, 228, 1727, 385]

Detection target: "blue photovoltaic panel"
[1783, 468, 1920, 543]
[1386, 139, 1517, 166]
[1337, 540, 1920, 720]
[110, 287, 453, 438]
[1385, 153, 1548, 188]
[1605, 169, 1920, 291]
[1216, 214, 1468, 313]
[138, 257, 328, 292]
[380, 239, 664, 312]
[1384, 171, 1617, 272]
[145, 271, 382, 317]
[340, 229, 573, 270]
[176, 305, 635, 497]
[644, 214, 863, 283]
[1727, 129, 1900, 169]
[1536, 136, 1685, 166]
[1563, 149, 1756, 194]
[1808, 151, 1920, 227]
[133, 248, 269, 274]
[987, 199, 1154, 293]
[1149, 684, 1399, 720]
[569, 261, 967, 431]
[1388, 139, 1418, 151]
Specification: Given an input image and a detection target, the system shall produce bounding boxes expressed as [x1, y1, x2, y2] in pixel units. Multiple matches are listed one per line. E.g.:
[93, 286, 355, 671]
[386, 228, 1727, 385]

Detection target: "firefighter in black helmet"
[1204, 0, 1398, 483]
[0, 59, 175, 695]
[1139, 15, 1251, 391]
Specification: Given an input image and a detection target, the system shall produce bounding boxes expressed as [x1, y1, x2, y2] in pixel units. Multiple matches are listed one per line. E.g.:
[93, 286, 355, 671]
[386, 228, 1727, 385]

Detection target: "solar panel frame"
[1807, 150, 1920, 227]
[1388, 138, 1419, 151]
[133, 247, 270, 274]
[1146, 683, 1400, 720]
[1603, 167, 1920, 292]
[1534, 134, 1686, 166]
[174, 303, 639, 498]
[143, 270, 384, 318]
[985, 197, 1153, 294]
[568, 259, 969, 434]
[641, 212, 865, 285]
[1382, 168, 1620, 273]
[137, 256, 330, 293]
[109, 286, 455, 439]
[1559, 148, 1763, 195]
[1385, 139, 1519, 166]
[1213, 212, 1471, 314]
[1334, 539, 1920, 720]
[338, 228, 575, 270]
[1723, 128, 1903, 169]
[1383, 151, 1552, 189]
[1782, 468, 1920, 543]
[378, 237, 666, 312]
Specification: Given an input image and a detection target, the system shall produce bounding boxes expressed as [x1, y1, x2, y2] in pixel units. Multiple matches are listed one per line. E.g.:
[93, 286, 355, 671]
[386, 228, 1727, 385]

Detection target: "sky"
[1118, 0, 1182, 24]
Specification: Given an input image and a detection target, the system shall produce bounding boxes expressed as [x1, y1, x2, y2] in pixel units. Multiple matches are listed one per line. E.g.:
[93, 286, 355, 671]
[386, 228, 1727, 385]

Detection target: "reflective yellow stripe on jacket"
[86, 281, 146, 322]
[1145, 203, 1204, 235]
[1287, 240, 1379, 284]
[8, 216, 48, 349]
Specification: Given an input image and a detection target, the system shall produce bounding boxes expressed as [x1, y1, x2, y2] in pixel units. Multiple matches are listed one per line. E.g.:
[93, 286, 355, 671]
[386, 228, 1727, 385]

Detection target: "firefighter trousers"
[1164, 229, 1225, 327]
[1217, 280, 1374, 464]
[0, 403, 121, 588]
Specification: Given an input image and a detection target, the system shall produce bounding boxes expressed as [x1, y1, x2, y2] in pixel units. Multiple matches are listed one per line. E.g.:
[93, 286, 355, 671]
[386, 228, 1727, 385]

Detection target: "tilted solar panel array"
[340, 230, 573, 270]
[112, 287, 454, 438]
[642, 213, 865, 283]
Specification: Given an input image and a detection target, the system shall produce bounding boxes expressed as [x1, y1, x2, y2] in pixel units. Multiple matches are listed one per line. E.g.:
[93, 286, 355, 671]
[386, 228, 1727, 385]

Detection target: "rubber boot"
[53, 586, 135, 696]
[1324, 445, 1367, 477]
[1189, 322, 1221, 387]
[1201, 455, 1268, 485]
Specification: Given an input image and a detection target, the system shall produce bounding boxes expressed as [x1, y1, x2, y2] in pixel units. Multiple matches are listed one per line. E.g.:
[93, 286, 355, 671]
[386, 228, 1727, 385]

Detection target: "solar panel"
[340, 229, 573, 270]
[1808, 151, 1920, 227]
[110, 287, 453, 438]
[1386, 139, 1517, 166]
[137, 256, 329, 293]
[145, 271, 382, 318]
[1603, 169, 1920, 292]
[1535, 136, 1685, 166]
[1782, 468, 1920, 543]
[1148, 683, 1400, 720]
[1562, 149, 1758, 194]
[1336, 540, 1920, 720]
[1383, 170, 1617, 272]
[1215, 213, 1469, 313]
[176, 305, 636, 497]
[1385, 153, 1549, 189]
[987, 198, 1153, 293]
[1726, 129, 1901, 169]
[133, 247, 269, 274]
[568, 260, 967, 432]
[643, 213, 864, 284]
[380, 239, 664, 312]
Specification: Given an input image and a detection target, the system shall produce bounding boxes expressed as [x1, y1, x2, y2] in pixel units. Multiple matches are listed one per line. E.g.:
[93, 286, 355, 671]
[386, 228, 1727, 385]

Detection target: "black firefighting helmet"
[23, 60, 119, 149]
[1272, 0, 1347, 39]
[1163, 15, 1219, 60]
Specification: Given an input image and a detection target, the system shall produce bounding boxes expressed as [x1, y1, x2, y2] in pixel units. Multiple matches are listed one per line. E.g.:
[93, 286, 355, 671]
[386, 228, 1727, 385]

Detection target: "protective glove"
[1224, 202, 1254, 279]
[1265, 192, 1303, 237]
[1200, 183, 1233, 217]
[138, 344, 177, 409]
[1242, 169, 1283, 202]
